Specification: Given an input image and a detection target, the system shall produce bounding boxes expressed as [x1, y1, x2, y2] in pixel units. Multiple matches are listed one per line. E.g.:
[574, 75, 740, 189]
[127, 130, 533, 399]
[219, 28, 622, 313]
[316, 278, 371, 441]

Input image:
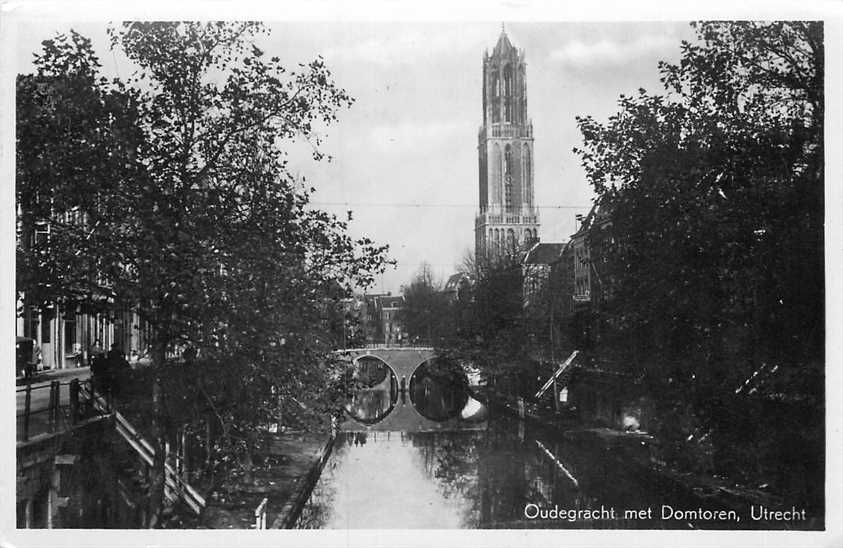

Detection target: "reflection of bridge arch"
[339, 348, 478, 429]
[345, 354, 399, 425]
[351, 353, 400, 385]
[408, 358, 469, 423]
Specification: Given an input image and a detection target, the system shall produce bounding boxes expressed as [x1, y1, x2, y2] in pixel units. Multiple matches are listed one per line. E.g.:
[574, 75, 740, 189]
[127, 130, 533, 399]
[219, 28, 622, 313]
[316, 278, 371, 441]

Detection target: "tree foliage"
[16, 30, 144, 311]
[398, 263, 450, 345]
[573, 21, 824, 478]
[17, 22, 391, 525]
[423, 251, 548, 396]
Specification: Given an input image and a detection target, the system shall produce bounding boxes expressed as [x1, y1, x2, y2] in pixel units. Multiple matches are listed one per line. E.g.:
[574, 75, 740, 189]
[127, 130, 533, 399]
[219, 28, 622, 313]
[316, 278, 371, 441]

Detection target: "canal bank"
[200, 430, 335, 529]
[482, 390, 824, 530]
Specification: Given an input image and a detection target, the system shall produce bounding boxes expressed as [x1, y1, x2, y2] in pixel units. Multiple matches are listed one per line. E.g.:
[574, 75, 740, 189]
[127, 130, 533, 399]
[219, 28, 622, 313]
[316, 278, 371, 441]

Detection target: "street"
[16, 367, 91, 441]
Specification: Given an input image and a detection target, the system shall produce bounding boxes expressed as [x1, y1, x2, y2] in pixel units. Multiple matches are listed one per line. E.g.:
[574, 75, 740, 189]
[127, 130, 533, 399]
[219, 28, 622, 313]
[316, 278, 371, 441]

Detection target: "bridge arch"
[344, 354, 400, 425]
[407, 357, 470, 422]
[339, 348, 471, 389]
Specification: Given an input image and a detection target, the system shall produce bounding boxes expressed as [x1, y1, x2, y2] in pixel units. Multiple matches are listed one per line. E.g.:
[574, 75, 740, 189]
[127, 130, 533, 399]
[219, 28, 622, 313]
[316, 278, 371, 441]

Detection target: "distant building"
[379, 295, 406, 346]
[16, 203, 149, 371]
[569, 200, 613, 308]
[522, 242, 566, 310]
[443, 272, 472, 303]
[550, 199, 613, 351]
[359, 293, 407, 346]
[475, 27, 540, 260]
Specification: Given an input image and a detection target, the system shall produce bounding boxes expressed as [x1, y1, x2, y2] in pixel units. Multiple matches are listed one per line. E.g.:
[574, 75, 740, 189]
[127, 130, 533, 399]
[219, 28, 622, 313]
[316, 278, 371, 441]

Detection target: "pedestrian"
[107, 343, 131, 399]
[183, 345, 197, 365]
[89, 339, 104, 367]
[91, 343, 109, 395]
[72, 342, 83, 368]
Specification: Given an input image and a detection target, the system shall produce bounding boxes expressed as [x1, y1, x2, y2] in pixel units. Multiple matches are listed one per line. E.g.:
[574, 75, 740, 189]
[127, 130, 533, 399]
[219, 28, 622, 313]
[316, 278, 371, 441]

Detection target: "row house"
[16, 205, 149, 373]
[359, 293, 407, 347]
[553, 199, 614, 348]
[522, 242, 567, 311]
[549, 200, 651, 430]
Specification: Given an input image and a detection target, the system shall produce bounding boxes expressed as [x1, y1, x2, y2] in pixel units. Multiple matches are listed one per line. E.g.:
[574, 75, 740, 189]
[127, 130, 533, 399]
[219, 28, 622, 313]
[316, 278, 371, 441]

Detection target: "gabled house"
[521, 242, 566, 310]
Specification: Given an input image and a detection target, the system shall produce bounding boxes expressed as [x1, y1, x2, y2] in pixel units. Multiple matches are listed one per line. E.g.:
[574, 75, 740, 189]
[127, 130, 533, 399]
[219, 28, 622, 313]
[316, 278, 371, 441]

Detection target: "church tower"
[475, 26, 540, 260]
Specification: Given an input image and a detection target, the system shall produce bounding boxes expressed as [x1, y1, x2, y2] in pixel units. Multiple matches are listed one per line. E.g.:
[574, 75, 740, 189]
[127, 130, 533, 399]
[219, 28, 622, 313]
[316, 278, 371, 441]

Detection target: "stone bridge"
[336, 347, 488, 432]
[338, 346, 438, 383]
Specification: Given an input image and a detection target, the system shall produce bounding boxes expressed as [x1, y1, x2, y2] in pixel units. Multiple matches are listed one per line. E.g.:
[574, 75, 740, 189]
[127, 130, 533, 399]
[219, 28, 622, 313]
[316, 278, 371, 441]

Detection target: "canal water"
[297, 359, 749, 529]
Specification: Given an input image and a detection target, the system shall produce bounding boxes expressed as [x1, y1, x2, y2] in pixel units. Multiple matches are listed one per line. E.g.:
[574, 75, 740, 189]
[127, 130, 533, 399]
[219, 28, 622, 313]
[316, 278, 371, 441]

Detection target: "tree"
[18, 22, 390, 526]
[398, 262, 450, 345]
[437, 251, 544, 397]
[573, 21, 823, 481]
[16, 30, 144, 317]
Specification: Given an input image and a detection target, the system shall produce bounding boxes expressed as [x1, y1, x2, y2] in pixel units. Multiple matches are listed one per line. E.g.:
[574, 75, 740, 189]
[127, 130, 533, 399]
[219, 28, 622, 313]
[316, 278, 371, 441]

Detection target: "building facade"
[475, 28, 540, 260]
[546, 199, 614, 353]
[16, 204, 150, 372]
[522, 242, 566, 310]
[16, 303, 148, 372]
[359, 294, 407, 347]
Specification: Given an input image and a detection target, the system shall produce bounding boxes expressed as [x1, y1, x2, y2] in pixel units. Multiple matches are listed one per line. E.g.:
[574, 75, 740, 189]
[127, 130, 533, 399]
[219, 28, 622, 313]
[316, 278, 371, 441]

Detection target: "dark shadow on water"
[409, 359, 469, 422]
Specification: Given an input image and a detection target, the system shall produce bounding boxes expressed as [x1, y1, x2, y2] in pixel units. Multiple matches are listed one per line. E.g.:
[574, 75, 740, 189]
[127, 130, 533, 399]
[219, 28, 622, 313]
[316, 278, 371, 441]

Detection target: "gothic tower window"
[504, 144, 513, 212]
[491, 72, 500, 123]
[503, 64, 513, 122]
[493, 143, 502, 206]
[523, 145, 532, 206]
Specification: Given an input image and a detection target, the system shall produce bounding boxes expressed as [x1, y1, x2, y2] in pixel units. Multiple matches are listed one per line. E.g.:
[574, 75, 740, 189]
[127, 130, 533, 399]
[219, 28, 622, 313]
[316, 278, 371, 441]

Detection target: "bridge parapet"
[338, 347, 437, 381]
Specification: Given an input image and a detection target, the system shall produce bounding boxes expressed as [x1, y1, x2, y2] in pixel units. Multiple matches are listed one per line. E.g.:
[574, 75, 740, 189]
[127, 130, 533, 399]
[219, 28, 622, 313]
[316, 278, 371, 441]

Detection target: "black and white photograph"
[2, 2, 841, 547]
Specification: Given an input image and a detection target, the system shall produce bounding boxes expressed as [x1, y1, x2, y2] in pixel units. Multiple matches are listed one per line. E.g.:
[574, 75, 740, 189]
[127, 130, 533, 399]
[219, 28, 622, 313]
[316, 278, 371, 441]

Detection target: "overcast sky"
[13, 20, 696, 294]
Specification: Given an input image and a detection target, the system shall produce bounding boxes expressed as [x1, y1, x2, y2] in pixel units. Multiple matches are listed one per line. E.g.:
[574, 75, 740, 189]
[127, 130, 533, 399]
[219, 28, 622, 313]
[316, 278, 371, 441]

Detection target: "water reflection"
[299, 410, 737, 529]
[303, 356, 787, 530]
[409, 360, 469, 422]
[344, 357, 485, 430]
[344, 356, 398, 424]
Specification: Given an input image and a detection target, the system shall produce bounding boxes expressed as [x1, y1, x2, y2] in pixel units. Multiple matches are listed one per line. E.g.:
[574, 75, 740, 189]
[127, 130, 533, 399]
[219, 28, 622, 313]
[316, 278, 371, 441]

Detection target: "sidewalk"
[16, 365, 91, 386]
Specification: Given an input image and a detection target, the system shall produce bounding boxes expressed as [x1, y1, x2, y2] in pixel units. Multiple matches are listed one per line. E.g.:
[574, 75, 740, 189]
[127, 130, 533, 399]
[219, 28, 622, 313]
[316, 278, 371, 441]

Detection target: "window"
[523, 146, 531, 204]
[33, 221, 50, 248]
[490, 72, 500, 123]
[504, 145, 513, 211]
[492, 143, 502, 204]
[503, 65, 513, 121]
[64, 312, 77, 354]
[25, 313, 39, 340]
[41, 309, 52, 343]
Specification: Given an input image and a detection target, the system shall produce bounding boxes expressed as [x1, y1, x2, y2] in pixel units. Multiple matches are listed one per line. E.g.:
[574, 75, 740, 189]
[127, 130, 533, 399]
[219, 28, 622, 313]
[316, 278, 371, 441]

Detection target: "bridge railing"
[16, 378, 107, 443]
[336, 344, 435, 353]
[79, 383, 206, 515]
[254, 497, 268, 529]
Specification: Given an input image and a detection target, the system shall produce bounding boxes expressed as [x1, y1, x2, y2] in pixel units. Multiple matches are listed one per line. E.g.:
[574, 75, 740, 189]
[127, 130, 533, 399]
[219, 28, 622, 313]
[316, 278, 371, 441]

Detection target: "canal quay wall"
[272, 431, 335, 529]
[200, 430, 335, 529]
[17, 414, 149, 528]
[480, 388, 822, 530]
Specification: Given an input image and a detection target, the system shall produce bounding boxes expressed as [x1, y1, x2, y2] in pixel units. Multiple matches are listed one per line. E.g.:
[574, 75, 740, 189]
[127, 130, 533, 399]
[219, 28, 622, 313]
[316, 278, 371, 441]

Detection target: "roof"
[572, 198, 613, 239]
[378, 296, 404, 308]
[494, 28, 514, 56]
[523, 242, 566, 265]
[444, 272, 471, 292]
